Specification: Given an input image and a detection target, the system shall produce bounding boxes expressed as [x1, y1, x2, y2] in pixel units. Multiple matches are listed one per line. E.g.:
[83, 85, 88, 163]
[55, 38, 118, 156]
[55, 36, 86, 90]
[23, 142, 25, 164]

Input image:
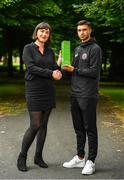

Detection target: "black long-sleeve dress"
[22, 42, 59, 111]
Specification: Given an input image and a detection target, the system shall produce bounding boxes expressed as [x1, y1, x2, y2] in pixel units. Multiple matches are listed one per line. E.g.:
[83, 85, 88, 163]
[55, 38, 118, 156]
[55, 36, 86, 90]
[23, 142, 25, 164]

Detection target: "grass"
[0, 79, 124, 116]
[100, 82, 124, 108]
[0, 83, 26, 116]
[0, 84, 24, 96]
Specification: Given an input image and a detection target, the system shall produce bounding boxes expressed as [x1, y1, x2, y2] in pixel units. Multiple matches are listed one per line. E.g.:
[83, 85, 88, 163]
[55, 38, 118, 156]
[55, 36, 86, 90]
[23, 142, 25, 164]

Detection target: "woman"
[17, 22, 62, 172]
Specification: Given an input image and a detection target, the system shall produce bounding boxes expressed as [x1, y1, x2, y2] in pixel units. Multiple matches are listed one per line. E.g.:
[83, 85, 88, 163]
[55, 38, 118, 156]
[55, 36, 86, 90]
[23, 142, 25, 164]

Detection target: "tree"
[1, 0, 123, 80]
[0, 0, 61, 76]
[73, 0, 124, 80]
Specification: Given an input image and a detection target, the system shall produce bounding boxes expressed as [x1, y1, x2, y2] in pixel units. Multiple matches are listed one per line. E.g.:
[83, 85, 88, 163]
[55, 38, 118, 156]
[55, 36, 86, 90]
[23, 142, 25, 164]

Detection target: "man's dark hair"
[77, 20, 91, 28]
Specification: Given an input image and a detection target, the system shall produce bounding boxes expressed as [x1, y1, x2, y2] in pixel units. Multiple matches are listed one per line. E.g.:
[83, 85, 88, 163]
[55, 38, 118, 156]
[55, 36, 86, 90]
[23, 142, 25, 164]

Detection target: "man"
[62, 20, 102, 175]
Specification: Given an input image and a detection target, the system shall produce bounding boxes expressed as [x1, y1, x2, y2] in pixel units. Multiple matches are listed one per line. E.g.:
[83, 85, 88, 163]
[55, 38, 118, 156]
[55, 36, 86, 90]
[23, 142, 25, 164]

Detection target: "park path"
[0, 83, 124, 179]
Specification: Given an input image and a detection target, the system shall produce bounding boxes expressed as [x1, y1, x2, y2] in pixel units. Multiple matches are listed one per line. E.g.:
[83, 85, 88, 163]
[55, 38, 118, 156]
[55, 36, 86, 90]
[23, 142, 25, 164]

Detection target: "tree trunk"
[7, 48, 13, 77]
[109, 43, 124, 81]
[19, 47, 24, 73]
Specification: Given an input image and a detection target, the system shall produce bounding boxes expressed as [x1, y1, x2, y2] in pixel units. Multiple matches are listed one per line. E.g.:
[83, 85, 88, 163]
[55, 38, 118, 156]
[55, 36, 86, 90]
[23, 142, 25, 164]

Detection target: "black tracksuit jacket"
[71, 38, 102, 98]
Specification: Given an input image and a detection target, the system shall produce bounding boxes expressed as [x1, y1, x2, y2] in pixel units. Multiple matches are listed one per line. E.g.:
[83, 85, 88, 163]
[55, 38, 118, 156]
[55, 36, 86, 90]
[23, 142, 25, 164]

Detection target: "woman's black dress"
[22, 42, 59, 111]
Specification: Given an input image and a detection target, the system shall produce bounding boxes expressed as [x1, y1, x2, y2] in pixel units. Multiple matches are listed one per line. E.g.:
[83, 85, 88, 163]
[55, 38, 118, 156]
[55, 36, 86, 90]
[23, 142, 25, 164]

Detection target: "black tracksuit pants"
[71, 96, 98, 162]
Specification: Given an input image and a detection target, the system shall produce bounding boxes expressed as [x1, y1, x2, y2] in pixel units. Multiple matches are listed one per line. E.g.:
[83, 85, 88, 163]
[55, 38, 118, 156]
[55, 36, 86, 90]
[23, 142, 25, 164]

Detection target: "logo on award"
[82, 53, 87, 60]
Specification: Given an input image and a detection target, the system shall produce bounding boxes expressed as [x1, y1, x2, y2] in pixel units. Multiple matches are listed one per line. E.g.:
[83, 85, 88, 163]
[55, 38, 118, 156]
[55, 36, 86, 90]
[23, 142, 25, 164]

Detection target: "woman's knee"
[30, 122, 40, 132]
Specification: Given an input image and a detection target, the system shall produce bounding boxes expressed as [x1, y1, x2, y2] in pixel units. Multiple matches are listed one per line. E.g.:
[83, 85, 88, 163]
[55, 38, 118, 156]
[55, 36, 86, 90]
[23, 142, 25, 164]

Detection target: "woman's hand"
[62, 65, 74, 72]
[57, 50, 62, 66]
[52, 70, 62, 80]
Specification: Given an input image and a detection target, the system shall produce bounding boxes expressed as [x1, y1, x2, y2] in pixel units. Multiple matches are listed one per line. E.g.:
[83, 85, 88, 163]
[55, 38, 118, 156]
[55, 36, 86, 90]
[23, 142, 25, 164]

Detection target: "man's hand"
[62, 65, 74, 72]
[52, 70, 62, 80]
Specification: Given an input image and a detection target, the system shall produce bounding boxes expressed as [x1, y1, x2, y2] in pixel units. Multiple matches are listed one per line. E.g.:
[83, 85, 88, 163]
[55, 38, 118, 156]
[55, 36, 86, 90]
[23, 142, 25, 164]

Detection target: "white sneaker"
[63, 155, 85, 168]
[81, 160, 95, 175]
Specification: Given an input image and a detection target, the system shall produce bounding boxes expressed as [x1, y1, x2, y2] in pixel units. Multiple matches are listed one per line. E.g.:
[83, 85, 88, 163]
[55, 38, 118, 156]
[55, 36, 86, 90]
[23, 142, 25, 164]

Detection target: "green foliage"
[1, 0, 124, 44]
[0, 0, 63, 59]
[0, 0, 61, 28]
[74, 0, 124, 43]
[0, 0, 21, 8]
[0, 0, 124, 80]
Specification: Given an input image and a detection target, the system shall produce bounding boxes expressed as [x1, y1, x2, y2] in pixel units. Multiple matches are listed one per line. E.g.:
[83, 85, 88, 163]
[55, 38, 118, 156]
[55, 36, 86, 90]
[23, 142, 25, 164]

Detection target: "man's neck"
[81, 37, 91, 43]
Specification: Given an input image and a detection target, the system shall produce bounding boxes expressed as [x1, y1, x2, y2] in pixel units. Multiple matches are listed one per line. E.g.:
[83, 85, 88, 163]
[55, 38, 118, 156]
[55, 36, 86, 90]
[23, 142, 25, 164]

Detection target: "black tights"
[20, 109, 52, 157]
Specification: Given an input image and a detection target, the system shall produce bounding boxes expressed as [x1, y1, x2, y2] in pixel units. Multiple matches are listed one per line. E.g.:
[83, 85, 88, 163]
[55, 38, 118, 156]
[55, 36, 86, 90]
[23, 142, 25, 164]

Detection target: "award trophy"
[61, 40, 71, 67]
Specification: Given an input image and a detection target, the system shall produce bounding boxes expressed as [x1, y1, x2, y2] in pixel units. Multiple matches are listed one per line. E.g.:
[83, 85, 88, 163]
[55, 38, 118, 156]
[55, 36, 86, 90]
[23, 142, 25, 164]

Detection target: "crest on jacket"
[82, 53, 87, 60]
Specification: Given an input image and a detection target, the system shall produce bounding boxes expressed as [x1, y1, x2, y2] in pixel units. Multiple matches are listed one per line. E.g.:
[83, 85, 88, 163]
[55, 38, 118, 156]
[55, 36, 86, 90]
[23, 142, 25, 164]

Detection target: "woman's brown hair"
[32, 22, 52, 42]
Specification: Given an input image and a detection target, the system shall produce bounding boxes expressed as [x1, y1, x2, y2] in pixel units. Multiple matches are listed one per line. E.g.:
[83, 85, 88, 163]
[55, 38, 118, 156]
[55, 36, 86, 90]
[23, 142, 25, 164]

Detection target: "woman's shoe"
[17, 153, 27, 172]
[34, 155, 48, 168]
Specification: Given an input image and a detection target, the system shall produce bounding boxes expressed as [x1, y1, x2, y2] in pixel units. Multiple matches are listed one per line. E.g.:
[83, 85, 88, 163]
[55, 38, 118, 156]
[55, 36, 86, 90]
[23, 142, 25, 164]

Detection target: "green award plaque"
[61, 40, 71, 67]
